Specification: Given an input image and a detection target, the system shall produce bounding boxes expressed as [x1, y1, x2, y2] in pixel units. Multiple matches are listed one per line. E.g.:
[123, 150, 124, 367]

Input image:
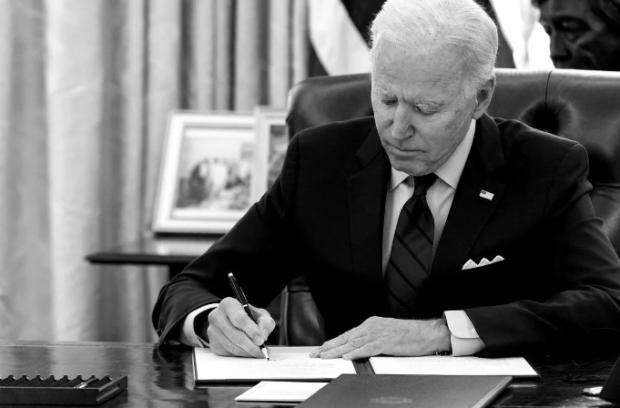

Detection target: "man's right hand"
[203, 297, 276, 358]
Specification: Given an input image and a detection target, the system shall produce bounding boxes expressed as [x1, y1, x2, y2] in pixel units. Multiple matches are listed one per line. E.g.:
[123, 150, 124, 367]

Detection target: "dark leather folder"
[298, 374, 511, 408]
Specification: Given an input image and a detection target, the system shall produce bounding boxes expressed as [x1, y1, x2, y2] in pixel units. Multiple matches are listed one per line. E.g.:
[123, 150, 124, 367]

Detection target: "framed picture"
[152, 111, 260, 234]
[254, 107, 289, 192]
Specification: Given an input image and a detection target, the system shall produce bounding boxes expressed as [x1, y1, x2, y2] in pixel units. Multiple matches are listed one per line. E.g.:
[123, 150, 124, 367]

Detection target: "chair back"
[279, 69, 620, 345]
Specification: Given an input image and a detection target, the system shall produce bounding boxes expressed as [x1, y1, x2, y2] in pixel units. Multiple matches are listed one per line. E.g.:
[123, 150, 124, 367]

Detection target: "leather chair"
[279, 69, 620, 345]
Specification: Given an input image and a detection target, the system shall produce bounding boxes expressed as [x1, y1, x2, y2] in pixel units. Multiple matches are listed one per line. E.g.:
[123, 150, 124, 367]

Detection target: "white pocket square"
[462, 255, 505, 270]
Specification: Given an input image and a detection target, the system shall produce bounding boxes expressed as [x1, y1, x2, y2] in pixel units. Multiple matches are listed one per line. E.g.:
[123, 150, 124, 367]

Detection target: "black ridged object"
[0, 375, 127, 405]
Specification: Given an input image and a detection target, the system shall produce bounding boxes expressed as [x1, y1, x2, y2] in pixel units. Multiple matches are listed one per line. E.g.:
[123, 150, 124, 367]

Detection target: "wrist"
[193, 309, 212, 342]
[431, 317, 452, 355]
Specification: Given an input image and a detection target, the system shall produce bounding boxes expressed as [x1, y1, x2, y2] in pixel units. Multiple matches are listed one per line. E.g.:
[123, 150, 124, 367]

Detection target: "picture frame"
[152, 111, 260, 234]
[253, 107, 289, 192]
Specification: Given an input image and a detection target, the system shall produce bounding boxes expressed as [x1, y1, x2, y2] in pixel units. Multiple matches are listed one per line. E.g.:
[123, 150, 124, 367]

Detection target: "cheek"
[440, 109, 468, 136]
[429, 113, 470, 154]
[565, 40, 603, 69]
[374, 116, 391, 142]
[371, 104, 390, 129]
[587, 35, 620, 60]
[574, 31, 611, 54]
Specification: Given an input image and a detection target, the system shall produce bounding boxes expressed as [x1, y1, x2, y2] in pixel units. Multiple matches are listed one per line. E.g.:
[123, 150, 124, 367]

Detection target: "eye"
[415, 104, 438, 115]
[382, 97, 397, 107]
[555, 18, 587, 41]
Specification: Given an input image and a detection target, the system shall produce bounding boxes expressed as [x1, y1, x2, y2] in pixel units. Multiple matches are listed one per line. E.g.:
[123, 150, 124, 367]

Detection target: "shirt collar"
[389, 119, 476, 191]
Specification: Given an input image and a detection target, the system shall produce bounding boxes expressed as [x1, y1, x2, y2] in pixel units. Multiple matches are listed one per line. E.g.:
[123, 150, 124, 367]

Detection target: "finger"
[217, 320, 264, 358]
[319, 335, 371, 359]
[314, 325, 362, 355]
[318, 342, 356, 359]
[207, 324, 254, 357]
[209, 304, 263, 358]
[251, 306, 276, 340]
[315, 334, 348, 354]
[208, 322, 251, 357]
[220, 298, 265, 346]
[342, 340, 382, 360]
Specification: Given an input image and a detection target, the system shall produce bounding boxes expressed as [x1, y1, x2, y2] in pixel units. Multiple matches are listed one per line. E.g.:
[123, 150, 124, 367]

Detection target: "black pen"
[227, 272, 270, 360]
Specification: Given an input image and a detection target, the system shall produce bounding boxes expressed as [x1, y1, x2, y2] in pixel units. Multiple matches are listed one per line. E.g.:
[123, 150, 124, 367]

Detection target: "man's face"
[539, 0, 620, 70]
[371, 40, 478, 176]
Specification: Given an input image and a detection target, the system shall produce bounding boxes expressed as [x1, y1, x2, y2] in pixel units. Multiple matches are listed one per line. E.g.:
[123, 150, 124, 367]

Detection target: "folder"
[298, 374, 511, 408]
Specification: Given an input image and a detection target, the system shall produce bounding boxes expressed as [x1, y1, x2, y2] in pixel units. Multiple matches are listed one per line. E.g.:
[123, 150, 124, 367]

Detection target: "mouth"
[385, 143, 423, 155]
[551, 57, 576, 70]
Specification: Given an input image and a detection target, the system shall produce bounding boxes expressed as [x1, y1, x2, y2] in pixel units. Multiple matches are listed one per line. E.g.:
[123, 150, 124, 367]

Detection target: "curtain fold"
[234, 0, 265, 110]
[0, 0, 52, 341]
[269, 0, 292, 107]
[0, 0, 309, 342]
[214, 0, 234, 109]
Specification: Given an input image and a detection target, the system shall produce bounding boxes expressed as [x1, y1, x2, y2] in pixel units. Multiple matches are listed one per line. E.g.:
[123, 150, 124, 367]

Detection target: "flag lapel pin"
[479, 190, 494, 201]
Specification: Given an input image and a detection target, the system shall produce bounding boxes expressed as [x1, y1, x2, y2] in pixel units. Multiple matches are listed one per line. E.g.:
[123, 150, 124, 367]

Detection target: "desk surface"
[0, 342, 615, 407]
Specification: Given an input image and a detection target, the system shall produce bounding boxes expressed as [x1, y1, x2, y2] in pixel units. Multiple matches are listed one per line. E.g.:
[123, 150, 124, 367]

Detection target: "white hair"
[370, 0, 498, 93]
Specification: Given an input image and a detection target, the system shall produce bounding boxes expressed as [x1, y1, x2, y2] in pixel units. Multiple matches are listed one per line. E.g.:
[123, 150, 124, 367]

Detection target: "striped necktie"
[385, 173, 437, 318]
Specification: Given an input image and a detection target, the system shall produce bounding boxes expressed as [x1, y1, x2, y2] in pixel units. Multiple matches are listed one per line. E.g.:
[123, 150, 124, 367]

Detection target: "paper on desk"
[193, 346, 356, 382]
[235, 381, 328, 402]
[370, 355, 538, 377]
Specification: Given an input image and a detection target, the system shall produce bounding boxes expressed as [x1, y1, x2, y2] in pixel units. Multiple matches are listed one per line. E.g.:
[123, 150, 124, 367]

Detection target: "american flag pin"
[479, 190, 494, 201]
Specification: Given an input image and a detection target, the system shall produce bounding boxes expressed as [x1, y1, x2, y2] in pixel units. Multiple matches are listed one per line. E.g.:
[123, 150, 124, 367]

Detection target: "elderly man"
[534, 0, 620, 70]
[153, 0, 620, 359]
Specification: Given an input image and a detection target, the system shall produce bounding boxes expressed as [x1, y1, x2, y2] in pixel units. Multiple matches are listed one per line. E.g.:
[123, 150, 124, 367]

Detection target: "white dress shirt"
[182, 120, 485, 355]
[382, 120, 483, 355]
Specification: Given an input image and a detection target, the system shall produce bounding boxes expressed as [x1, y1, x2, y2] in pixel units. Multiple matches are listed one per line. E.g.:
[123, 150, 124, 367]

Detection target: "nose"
[549, 31, 571, 66]
[391, 105, 414, 141]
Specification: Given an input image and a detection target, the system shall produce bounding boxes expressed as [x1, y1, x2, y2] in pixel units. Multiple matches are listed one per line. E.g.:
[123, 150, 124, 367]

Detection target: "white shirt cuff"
[180, 304, 218, 347]
[444, 310, 485, 356]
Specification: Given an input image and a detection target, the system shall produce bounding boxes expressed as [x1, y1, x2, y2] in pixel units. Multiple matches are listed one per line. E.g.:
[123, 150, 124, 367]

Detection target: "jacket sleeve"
[466, 143, 620, 356]
[152, 136, 303, 344]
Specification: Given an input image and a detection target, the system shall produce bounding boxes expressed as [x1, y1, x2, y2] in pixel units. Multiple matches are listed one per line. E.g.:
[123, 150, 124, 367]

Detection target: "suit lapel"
[344, 115, 507, 289]
[346, 125, 389, 291]
[432, 115, 507, 276]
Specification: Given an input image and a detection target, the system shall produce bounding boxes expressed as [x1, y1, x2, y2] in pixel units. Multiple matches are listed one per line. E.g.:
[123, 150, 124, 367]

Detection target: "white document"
[235, 381, 328, 402]
[370, 355, 538, 378]
[193, 346, 356, 382]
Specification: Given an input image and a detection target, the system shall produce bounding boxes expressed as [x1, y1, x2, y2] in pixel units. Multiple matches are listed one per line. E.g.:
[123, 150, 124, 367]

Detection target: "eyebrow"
[374, 82, 446, 108]
[546, 14, 587, 23]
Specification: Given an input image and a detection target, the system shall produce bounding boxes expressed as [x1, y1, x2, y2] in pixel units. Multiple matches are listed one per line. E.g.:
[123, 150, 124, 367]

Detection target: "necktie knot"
[412, 174, 437, 197]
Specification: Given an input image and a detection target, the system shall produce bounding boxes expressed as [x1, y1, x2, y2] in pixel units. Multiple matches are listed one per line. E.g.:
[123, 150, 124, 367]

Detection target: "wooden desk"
[85, 235, 219, 277]
[0, 342, 616, 407]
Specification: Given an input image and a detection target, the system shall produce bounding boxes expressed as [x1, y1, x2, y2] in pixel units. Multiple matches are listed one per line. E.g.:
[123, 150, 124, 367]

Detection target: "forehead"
[539, 0, 601, 23]
[371, 39, 467, 94]
[539, 0, 590, 15]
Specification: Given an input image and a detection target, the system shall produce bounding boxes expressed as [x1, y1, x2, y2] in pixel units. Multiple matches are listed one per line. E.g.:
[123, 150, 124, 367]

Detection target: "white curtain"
[490, 0, 552, 69]
[0, 0, 309, 342]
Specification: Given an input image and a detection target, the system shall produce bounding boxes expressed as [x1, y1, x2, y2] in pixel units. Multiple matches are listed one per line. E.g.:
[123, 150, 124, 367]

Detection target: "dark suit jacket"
[153, 114, 620, 356]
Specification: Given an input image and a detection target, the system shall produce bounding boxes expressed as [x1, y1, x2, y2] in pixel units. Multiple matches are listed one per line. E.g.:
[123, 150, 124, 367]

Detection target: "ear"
[472, 76, 496, 119]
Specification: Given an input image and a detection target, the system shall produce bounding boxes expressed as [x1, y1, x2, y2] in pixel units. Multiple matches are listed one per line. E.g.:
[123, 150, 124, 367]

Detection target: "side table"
[85, 235, 219, 278]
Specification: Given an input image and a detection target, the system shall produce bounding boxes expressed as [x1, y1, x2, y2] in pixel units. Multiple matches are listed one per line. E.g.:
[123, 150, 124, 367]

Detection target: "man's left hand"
[310, 317, 451, 360]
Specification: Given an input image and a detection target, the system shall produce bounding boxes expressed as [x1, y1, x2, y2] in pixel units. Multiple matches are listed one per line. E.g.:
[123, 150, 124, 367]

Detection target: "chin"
[554, 59, 595, 70]
[553, 61, 572, 69]
[390, 161, 426, 176]
[385, 150, 432, 175]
